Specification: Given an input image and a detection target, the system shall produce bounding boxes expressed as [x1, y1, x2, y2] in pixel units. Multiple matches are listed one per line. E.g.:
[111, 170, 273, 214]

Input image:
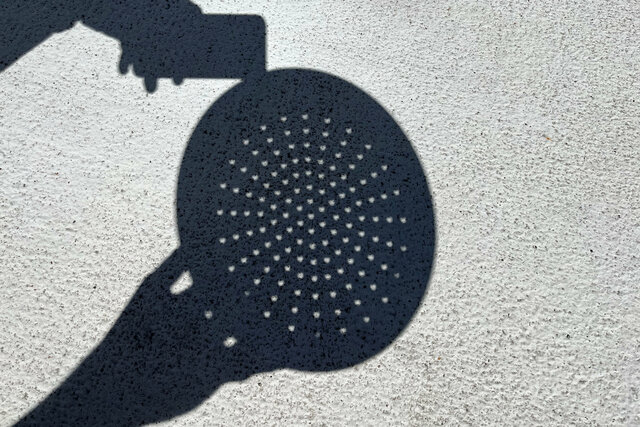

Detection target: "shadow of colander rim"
[176, 67, 436, 372]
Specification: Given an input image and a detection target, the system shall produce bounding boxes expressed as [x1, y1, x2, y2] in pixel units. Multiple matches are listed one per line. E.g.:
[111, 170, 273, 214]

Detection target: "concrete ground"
[1, 0, 638, 425]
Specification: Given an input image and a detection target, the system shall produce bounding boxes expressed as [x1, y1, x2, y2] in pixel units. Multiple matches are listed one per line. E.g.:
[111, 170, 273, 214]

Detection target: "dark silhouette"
[3, 3, 435, 425]
[1, 0, 265, 90]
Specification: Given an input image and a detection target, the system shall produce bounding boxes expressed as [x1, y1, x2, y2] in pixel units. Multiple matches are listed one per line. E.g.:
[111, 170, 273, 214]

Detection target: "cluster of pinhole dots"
[211, 113, 409, 344]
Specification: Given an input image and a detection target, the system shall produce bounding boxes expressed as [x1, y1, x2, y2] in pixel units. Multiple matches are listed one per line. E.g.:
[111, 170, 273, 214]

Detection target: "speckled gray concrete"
[1, 1, 639, 425]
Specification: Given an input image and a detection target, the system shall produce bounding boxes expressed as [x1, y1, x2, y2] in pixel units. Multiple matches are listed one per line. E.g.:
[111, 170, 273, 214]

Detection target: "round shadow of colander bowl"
[15, 68, 434, 427]
[178, 68, 435, 372]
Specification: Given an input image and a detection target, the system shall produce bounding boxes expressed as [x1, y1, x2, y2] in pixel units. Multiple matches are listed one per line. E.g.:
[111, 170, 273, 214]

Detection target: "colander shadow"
[16, 69, 435, 426]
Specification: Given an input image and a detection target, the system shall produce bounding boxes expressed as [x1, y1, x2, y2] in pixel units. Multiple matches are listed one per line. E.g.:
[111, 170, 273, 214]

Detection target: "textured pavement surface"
[1, 1, 639, 425]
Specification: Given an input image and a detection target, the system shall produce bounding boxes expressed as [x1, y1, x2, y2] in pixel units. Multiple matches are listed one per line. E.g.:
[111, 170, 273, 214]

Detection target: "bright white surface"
[1, 0, 639, 424]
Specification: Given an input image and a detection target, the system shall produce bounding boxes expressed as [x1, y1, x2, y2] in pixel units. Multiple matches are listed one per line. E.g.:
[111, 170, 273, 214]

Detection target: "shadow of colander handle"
[15, 248, 251, 427]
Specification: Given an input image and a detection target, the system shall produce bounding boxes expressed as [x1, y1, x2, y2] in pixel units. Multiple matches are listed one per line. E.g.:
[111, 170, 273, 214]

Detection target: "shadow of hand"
[84, 0, 265, 91]
[1, 0, 265, 91]
[86, 0, 204, 91]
